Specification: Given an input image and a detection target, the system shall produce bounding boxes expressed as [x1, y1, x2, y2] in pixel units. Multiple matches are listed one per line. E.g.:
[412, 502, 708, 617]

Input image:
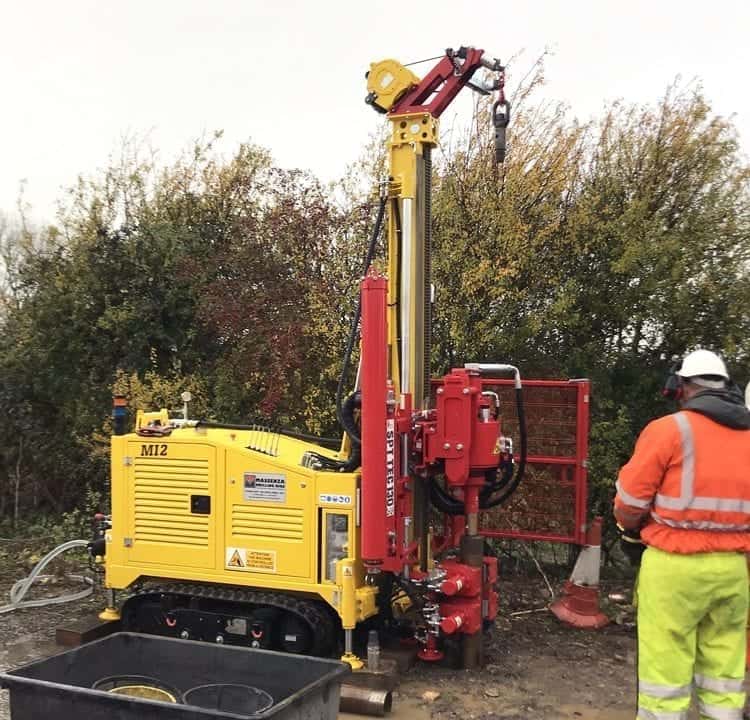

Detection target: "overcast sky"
[2, 0, 749, 222]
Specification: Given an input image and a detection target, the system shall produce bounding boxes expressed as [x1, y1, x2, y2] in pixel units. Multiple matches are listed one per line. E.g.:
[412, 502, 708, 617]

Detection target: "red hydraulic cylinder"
[360, 270, 392, 567]
[439, 559, 482, 596]
[439, 598, 482, 635]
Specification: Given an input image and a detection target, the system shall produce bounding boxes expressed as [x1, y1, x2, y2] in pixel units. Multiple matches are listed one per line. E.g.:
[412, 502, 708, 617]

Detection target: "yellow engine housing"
[105, 412, 378, 629]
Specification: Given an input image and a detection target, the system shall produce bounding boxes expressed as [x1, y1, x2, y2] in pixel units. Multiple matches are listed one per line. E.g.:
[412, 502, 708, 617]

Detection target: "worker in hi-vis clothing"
[614, 349, 750, 720]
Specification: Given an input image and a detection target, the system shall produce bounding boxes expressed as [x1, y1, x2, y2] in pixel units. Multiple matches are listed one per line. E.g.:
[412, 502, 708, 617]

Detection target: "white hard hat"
[745, 381, 750, 409]
[676, 349, 729, 380]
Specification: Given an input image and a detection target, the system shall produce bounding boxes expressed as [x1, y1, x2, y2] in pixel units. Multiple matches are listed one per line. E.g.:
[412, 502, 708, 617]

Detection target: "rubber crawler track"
[121, 581, 339, 656]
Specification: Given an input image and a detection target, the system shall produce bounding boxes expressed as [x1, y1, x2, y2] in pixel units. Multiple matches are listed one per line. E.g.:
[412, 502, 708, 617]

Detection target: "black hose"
[482, 387, 527, 508]
[339, 391, 362, 445]
[335, 196, 388, 446]
[195, 421, 340, 449]
[339, 443, 361, 473]
[429, 477, 462, 514]
[480, 464, 513, 503]
[428, 385, 527, 514]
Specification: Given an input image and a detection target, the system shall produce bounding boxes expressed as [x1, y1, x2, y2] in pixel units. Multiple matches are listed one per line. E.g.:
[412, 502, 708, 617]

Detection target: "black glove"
[618, 523, 646, 566]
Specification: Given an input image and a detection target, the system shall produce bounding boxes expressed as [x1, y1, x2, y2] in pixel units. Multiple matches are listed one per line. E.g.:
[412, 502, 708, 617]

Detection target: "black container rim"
[92, 673, 184, 703]
[182, 682, 274, 715]
[0, 632, 350, 720]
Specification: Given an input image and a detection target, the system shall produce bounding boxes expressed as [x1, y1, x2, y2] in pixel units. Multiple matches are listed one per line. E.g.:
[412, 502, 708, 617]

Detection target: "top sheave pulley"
[365, 46, 510, 163]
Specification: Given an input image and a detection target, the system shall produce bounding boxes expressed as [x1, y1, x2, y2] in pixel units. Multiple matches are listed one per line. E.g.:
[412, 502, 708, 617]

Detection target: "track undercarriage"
[121, 582, 339, 657]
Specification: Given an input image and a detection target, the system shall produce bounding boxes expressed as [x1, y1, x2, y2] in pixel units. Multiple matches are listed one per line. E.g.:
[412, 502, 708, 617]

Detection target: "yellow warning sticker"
[225, 547, 276, 573]
[245, 549, 276, 573]
[226, 548, 244, 568]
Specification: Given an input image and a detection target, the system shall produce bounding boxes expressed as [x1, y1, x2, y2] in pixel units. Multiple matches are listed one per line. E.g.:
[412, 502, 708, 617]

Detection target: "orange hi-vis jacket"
[615, 409, 750, 554]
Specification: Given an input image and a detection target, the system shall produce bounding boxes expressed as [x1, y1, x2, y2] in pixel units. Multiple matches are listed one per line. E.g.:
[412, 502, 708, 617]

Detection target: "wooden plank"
[55, 615, 121, 647]
[347, 657, 400, 691]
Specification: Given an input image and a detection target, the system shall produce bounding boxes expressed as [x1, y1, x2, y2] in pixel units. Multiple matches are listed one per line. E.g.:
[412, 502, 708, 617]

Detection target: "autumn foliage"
[0, 76, 748, 538]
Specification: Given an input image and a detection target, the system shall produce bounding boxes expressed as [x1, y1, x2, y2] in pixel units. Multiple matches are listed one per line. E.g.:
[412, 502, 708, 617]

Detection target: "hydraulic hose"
[428, 477, 462, 514]
[195, 421, 340, 450]
[481, 385, 527, 508]
[338, 391, 362, 446]
[335, 195, 388, 447]
[337, 392, 362, 472]
[429, 379, 527, 515]
[196, 420, 359, 472]
[479, 385, 526, 500]
[0, 539, 93, 614]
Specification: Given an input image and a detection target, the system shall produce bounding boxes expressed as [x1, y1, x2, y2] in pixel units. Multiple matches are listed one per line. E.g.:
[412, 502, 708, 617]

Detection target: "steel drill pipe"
[339, 684, 393, 717]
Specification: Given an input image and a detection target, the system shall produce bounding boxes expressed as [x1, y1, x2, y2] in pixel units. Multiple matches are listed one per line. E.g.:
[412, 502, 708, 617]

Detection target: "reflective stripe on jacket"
[614, 410, 750, 554]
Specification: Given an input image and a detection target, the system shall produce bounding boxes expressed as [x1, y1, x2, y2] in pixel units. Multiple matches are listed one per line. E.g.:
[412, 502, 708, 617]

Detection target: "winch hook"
[492, 72, 510, 164]
[492, 98, 510, 164]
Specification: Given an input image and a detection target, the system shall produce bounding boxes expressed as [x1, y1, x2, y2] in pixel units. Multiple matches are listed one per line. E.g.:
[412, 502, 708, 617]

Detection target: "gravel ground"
[0, 548, 640, 720]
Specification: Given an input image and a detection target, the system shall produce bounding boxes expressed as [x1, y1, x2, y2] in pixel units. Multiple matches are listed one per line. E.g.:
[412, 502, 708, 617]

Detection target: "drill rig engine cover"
[97, 46, 525, 669]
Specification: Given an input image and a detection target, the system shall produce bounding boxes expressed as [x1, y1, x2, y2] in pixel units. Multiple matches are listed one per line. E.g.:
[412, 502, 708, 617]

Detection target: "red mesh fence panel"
[431, 379, 590, 546]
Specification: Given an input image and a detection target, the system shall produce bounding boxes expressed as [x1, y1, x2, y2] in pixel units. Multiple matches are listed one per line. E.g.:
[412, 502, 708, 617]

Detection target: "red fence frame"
[475, 378, 590, 546]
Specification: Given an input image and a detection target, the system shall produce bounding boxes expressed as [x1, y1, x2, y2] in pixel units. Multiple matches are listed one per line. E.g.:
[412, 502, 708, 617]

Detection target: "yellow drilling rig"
[92, 46, 532, 669]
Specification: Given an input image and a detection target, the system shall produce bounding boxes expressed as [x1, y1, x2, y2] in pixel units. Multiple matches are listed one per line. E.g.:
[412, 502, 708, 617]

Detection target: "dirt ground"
[0, 563, 638, 720]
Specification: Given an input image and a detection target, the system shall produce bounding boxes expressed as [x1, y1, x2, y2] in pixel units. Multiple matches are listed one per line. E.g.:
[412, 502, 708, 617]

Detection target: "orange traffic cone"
[550, 517, 609, 629]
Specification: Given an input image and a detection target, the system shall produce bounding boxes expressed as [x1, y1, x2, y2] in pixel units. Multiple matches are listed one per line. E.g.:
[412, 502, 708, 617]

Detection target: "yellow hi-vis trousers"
[637, 547, 748, 720]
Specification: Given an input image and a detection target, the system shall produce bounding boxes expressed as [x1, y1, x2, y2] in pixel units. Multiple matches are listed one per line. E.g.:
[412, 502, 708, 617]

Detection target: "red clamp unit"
[437, 554, 498, 635]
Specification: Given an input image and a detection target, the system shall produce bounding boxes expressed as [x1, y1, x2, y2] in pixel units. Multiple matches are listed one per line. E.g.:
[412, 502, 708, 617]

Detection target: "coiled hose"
[429, 384, 527, 514]
[0, 539, 93, 614]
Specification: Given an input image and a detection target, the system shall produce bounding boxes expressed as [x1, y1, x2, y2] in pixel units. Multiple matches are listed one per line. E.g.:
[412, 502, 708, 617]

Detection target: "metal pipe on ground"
[340, 684, 393, 716]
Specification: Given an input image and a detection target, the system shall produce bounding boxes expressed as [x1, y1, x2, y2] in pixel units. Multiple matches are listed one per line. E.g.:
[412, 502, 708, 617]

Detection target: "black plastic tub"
[0, 632, 349, 720]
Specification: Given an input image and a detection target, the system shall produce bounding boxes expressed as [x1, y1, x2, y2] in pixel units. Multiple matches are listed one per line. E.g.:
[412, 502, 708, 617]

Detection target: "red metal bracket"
[390, 48, 486, 118]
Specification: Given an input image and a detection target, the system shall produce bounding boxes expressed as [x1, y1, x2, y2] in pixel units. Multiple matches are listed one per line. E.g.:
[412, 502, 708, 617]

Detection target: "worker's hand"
[617, 523, 646, 566]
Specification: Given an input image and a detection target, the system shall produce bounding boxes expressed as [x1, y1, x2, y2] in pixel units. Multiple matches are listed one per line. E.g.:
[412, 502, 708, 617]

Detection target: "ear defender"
[662, 362, 683, 401]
